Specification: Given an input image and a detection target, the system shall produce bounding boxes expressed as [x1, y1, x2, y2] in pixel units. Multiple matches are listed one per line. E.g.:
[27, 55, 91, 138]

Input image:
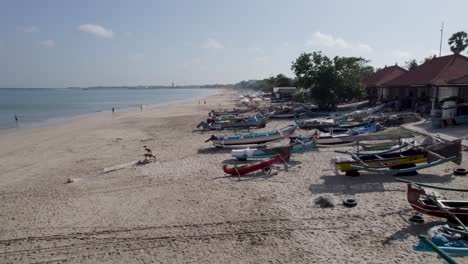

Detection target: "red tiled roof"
[362, 65, 407, 87]
[449, 74, 468, 85]
[384, 54, 468, 87]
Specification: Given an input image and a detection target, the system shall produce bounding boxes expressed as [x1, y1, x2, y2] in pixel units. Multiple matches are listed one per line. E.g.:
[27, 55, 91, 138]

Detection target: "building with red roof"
[364, 53, 468, 109]
[362, 65, 407, 102]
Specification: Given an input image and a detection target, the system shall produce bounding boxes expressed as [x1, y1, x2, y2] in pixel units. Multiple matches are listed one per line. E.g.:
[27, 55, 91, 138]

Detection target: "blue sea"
[0, 88, 217, 129]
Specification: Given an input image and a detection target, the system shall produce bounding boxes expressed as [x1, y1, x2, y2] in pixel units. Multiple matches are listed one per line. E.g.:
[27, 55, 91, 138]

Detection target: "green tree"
[422, 54, 437, 63]
[448, 31, 468, 54]
[405, 59, 418, 70]
[273, 74, 292, 87]
[291, 52, 374, 109]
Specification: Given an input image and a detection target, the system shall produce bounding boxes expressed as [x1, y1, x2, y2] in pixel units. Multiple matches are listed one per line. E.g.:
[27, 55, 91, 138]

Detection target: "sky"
[0, 0, 467, 88]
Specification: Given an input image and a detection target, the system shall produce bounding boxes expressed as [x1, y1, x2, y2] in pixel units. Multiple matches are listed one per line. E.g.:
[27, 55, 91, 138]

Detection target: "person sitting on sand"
[143, 146, 156, 160]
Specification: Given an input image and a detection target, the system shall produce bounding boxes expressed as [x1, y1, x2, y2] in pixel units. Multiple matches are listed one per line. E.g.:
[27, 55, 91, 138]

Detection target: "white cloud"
[306, 31, 372, 53]
[203, 38, 224, 49]
[392, 49, 412, 60]
[78, 24, 114, 38]
[23, 26, 39, 33]
[40, 40, 55, 48]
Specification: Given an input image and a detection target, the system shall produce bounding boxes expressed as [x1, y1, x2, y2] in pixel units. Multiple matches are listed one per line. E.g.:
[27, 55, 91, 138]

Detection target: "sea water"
[0, 88, 217, 129]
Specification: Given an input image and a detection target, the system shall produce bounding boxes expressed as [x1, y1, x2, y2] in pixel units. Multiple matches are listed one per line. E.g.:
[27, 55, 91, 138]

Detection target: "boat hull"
[407, 184, 468, 223]
[335, 149, 428, 172]
[208, 125, 296, 146]
[223, 152, 290, 175]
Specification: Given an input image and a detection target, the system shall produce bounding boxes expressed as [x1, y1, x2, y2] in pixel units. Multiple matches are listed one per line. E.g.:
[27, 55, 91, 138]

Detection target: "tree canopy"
[291, 52, 374, 109]
[234, 74, 295, 92]
[448, 31, 468, 54]
[404, 59, 418, 70]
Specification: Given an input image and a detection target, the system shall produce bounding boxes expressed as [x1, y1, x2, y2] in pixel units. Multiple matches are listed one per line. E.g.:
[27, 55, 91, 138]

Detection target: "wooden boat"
[270, 109, 304, 118]
[334, 139, 461, 175]
[197, 115, 267, 130]
[211, 107, 255, 116]
[406, 183, 468, 224]
[316, 123, 385, 145]
[231, 136, 315, 160]
[293, 117, 345, 130]
[223, 151, 290, 176]
[206, 125, 296, 147]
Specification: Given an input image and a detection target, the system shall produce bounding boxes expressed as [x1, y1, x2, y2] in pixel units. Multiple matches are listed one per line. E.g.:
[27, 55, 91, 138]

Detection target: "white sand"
[0, 90, 467, 263]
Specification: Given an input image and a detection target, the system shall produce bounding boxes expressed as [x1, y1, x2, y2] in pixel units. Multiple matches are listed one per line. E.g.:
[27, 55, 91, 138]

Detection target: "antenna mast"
[439, 22, 444, 57]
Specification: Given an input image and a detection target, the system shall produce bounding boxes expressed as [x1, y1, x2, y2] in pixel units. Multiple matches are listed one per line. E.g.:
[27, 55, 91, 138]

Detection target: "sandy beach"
[1, 90, 467, 264]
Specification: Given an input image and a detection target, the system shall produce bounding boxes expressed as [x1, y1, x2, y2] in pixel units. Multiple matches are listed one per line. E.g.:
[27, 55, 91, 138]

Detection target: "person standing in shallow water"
[14, 114, 18, 127]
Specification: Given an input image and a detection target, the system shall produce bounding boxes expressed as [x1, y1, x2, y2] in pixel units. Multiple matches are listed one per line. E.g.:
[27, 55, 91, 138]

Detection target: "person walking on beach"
[14, 114, 18, 127]
[112, 107, 114, 114]
[140, 105, 143, 111]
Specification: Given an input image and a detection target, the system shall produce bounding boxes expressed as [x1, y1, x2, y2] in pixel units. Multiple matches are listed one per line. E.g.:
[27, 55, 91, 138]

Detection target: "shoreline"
[0, 89, 222, 135]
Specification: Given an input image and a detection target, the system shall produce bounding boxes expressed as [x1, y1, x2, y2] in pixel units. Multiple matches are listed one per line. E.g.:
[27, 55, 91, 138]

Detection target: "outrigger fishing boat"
[396, 178, 468, 224]
[231, 135, 316, 160]
[205, 125, 297, 147]
[210, 107, 255, 116]
[316, 123, 385, 145]
[223, 151, 290, 176]
[333, 139, 461, 176]
[293, 116, 346, 130]
[197, 115, 267, 130]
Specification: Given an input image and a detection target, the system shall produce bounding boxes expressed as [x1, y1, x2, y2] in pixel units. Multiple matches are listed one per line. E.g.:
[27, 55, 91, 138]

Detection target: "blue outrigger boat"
[231, 135, 316, 160]
[206, 125, 297, 147]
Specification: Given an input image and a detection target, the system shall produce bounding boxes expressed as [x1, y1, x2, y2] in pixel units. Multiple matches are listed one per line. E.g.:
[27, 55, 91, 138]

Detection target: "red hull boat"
[407, 183, 468, 223]
[223, 151, 290, 176]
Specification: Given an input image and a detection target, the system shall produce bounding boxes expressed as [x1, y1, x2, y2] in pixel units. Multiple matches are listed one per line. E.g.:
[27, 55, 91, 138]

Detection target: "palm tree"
[448, 31, 468, 54]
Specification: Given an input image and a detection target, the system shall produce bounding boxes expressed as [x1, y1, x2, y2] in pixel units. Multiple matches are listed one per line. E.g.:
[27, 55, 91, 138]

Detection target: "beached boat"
[406, 183, 468, 224]
[333, 139, 461, 175]
[231, 136, 316, 160]
[316, 123, 385, 145]
[222, 151, 290, 176]
[197, 115, 268, 130]
[270, 108, 304, 118]
[206, 125, 297, 147]
[293, 116, 346, 130]
[211, 107, 255, 116]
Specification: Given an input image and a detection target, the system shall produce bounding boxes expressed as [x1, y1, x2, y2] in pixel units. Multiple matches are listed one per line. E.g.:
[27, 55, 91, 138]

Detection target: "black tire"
[262, 166, 272, 174]
[454, 168, 468, 176]
[409, 215, 424, 224]
[343, 199, 357, 207]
